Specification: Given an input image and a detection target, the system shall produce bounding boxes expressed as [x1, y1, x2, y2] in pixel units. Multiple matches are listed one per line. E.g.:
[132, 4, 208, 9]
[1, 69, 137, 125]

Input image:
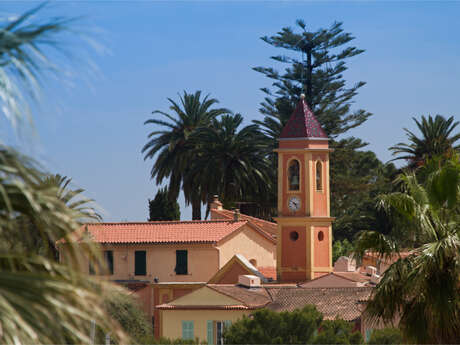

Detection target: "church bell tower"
[274, 95, 334, 282]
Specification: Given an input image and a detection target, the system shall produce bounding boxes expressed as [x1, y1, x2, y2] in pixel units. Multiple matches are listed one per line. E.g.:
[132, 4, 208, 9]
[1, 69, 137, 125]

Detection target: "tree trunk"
[191, 197, 201, 220]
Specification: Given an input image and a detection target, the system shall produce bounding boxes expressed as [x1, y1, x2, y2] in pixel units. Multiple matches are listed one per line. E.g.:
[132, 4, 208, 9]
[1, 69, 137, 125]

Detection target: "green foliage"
[224, 306, 364, 345]
[185, 113, 271, 213]
[354, 155, 460, 343]
[330, 139, 398, 241]
[0, 4, 128, 344]
[143, 90, 230, 220]
[313, 319, 363, 345]
[224, 306, 322, 344]
[390, 115, 460, 169]
[103, 290, 152, 342]
[332, 239, 354, 263]
[254, 20, 371, 139]
[148, 188, 180, 221]
[367, 328, 402, 345]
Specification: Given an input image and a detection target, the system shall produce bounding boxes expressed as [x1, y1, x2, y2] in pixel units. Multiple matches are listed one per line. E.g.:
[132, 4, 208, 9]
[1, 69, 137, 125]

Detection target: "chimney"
[210, 195, 223, 210]
[233, 209, 241, 221]
[238, 275, 261, 288]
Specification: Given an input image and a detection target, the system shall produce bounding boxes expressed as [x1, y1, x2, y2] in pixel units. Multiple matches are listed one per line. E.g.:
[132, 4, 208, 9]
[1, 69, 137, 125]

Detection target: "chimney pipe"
[233, 209, 241, 221]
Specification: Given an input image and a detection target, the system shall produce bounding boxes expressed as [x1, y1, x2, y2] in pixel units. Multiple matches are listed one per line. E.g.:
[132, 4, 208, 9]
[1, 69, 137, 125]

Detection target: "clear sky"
[2, 1, 459, 221]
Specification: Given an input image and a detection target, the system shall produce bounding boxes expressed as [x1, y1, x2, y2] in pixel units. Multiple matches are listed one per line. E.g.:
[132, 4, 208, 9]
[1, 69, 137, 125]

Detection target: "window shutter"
[182, 321, 194, 340]
[224, 320, 231, 330]
[175, 250, 188, 275]
[207, 320, 213, 345]
[135, 251, 146, 275]
[182, 321, 187, 339]
[189, 321, 194, 340]
[104, 250, 113, 275]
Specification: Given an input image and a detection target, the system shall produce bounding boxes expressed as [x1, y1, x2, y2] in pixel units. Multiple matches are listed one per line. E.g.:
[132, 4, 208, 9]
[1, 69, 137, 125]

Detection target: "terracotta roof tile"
[280, 98, 328, 139]
[330, 272, 371, 284]
[207, 284, 272, 308]
[266, 287, 373, 321]
[74, 220, 247, 244]
[211, 209, 277, 237]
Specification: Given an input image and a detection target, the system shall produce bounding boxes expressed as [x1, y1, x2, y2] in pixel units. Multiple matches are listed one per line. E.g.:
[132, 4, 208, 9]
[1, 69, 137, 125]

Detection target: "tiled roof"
[73, 220, 248, 244]
[207, 284, 272, 308]
[211, 209, 277, 237]
[266, 287, 373, 321]
[279, 98, 328, 139]
[333, 272, 371, 284]
[258, 266, 277, 281]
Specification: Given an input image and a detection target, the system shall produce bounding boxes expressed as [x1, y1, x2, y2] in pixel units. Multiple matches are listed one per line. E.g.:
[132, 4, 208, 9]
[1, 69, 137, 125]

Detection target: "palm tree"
[0, 5, 127, 344]
[185, 114, 272, 213]
[390, 115, 460, 169]
[354, 156, 460, 343]
[142, 90, 230, 220]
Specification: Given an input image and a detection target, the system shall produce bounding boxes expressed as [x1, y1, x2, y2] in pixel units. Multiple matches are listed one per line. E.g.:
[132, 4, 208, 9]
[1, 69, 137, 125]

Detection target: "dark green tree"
[253, 20, 371, 141]
[142, 91, 230, 220]
[252, 21, 393, 239]
[354, 155, 460, 343]
[224, 306, 322, 344]
[185, 114, 271, 213]
[312, 319, 363, 345]
[102, 289, 152, 342]
[367, 328, 402, 345]
[148, 188, 180, 221]
[390, 114, 460, 169]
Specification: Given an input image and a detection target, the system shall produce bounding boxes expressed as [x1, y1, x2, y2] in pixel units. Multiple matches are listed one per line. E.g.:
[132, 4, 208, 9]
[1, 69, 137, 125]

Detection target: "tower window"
[290, 231, 299, 241]
[316, 161, 323, 191]
[288, 160, 300, 190]
[318, 231, 324, 241]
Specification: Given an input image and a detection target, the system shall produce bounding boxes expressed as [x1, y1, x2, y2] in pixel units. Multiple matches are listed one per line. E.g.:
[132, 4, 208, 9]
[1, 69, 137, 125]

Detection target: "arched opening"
[249, 259, 257, 267]
[318, 231, 324, 241]
[316, 161, 323, 191]
[290, 231, 299, 241]
[288, 160, 300, 190]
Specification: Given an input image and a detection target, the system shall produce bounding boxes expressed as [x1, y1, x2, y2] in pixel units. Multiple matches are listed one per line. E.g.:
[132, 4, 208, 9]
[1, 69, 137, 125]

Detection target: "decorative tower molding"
[274, 95, 334, 282]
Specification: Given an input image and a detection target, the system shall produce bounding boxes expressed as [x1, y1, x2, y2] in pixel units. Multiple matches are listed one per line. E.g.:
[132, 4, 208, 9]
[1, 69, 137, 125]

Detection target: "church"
[60, 95, 379, 342]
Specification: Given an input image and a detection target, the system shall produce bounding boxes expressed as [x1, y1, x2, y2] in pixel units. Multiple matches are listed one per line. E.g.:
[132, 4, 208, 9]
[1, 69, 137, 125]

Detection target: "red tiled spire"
[279, 95, 328, 139]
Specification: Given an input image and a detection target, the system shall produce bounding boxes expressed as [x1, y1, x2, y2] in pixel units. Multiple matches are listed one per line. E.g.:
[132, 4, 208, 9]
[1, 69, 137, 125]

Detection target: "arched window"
[316, 161, 323, 191]
[288, 160, 300, 190]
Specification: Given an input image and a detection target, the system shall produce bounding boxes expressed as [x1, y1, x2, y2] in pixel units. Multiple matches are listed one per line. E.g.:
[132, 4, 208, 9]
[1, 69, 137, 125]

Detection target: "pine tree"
[148, 188, 180, 221]
[252, 20, 393, 241]
[253, 20, 371, 139]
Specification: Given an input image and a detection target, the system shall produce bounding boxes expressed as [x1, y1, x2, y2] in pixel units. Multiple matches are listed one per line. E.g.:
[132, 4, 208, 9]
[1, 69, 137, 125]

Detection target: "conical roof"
[279, 96, 328, 139]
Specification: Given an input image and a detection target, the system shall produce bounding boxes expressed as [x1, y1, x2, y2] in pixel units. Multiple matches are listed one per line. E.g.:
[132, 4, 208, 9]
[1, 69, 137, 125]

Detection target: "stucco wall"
[217, 225, 276, 269]
[160, 309, 250, 341]
[62, 243, 219, 282]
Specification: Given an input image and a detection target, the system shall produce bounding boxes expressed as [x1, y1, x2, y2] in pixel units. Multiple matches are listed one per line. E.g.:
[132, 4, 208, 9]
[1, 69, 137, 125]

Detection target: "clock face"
[288, 196, 301, 212]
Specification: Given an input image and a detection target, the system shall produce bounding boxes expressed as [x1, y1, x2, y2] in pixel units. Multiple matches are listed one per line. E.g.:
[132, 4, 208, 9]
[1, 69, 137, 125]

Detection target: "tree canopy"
[148, 188, 181, 221]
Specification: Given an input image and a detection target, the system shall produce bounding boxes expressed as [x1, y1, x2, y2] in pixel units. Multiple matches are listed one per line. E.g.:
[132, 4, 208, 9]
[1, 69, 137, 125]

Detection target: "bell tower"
[274, 95, 333, 282]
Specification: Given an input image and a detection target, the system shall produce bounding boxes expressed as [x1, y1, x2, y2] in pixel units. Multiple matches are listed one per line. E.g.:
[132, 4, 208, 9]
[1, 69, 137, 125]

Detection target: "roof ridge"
[213, 209, 276, 225]
[84, 220, 248, 226]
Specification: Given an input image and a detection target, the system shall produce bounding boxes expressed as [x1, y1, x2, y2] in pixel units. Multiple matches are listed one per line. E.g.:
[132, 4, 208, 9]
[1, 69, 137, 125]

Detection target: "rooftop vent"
[370, 273, 381, 285]
[366, 266, 377, 276]
[238, 275, 261, 288]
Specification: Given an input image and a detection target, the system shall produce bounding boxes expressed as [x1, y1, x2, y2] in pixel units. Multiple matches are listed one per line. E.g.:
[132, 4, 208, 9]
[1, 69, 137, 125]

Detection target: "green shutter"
[365, 329, 373, 342]
[135, 251, 146, 275]
[207, 320, 213, 345]
[189, 321, 194, 340]
[176, 250, 188, 275]
[105, 250, 113, 275]
[182, 321, 194, 340]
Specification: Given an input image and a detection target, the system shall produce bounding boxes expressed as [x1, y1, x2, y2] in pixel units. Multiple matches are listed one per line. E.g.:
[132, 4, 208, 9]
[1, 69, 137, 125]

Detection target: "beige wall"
[170, 287, 240, 306]
[217, 225, 276, 269]
[161, 309, 250, 341]
[62, 243, 219, 282]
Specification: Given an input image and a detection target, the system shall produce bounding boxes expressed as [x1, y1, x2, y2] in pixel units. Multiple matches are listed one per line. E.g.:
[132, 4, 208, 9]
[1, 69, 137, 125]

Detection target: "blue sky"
[2, 1, 460, 221]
